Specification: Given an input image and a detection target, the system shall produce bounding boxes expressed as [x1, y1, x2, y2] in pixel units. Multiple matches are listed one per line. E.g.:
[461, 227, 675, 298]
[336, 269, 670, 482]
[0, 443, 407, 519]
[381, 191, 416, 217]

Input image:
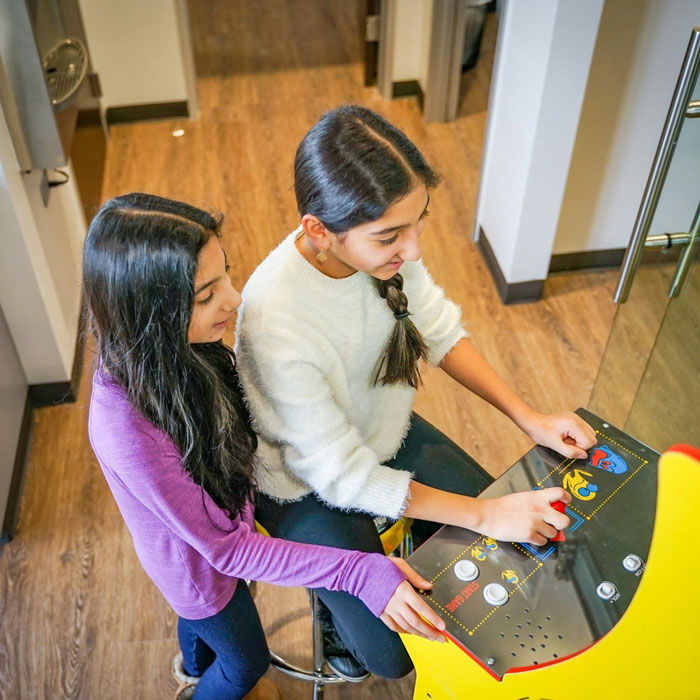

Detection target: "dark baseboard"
[105, 101, 189, 125]
[364, 41, 378, 87]
[1, 393, 33, 543]
[475, 227, 544, 304]
[27, 381, 75, 407]
[1, 320, 86, 543]
[76, 108, 103, 127]
[549, 244, 683, 273]
[392, 80, 424, 111]
[549, 248, 626, 273]
[27, 312, 85, 408]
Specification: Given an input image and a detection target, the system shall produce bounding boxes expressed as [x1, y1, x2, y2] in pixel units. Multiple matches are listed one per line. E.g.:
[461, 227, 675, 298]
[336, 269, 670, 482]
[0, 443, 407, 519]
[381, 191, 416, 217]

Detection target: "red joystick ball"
[550, 500, 566, 542]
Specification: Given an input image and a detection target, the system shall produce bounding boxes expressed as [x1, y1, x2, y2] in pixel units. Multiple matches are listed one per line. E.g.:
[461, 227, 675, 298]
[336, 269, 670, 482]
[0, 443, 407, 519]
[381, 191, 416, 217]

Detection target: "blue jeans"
[177, 581, 269, 700]
[256, 413, 494, 679]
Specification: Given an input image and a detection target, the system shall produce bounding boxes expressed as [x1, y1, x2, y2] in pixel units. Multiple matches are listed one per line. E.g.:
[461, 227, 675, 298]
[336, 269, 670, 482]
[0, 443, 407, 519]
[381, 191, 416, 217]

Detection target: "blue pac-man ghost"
[589, 446, 628, 474]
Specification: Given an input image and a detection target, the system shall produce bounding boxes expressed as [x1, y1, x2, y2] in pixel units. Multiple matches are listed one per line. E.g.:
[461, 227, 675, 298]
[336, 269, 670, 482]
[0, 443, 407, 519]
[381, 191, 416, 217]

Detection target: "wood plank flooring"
[0, 2, 618, 698]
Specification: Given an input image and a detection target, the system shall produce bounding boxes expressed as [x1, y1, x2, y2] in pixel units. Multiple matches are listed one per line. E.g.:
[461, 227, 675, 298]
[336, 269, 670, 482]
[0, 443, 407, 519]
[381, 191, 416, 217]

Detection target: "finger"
[379, 614, 403, 634]
[387, 613, 411, 636]
[574, 417, 597, 447]
[409, 594, 446, 632]
[392, 559, 433, 590]
[559, 439, 588, 460]
[543, 487, 571, 505]
[537, 523, 559, 540]
[566, 421, 596, 454]
[543, 511, 570, 531]
[394, 610, 438, 641]
[527, 531, 548, 546]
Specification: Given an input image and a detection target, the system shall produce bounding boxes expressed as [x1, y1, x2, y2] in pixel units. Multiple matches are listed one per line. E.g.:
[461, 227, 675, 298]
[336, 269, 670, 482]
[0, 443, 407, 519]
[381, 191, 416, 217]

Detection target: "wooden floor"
[0, 2, 619, 698]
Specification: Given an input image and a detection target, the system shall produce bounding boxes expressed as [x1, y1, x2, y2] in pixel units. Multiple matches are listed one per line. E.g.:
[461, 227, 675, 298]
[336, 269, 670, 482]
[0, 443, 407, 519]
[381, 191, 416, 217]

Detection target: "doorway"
[589, 28, 700, 452]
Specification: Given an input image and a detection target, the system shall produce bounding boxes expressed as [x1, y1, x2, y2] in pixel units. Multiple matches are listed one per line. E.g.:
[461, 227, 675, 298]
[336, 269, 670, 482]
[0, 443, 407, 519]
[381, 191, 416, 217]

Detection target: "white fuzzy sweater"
[235, 230, 467, 519]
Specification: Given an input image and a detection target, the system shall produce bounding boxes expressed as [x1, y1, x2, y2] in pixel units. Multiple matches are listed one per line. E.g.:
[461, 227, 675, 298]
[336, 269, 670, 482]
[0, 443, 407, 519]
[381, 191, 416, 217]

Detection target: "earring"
[316, 250, 328, 263]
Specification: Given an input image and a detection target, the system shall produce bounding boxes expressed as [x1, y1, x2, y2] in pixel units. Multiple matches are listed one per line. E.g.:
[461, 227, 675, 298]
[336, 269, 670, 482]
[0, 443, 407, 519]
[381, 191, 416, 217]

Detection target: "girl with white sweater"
[236, 105, 595, 680]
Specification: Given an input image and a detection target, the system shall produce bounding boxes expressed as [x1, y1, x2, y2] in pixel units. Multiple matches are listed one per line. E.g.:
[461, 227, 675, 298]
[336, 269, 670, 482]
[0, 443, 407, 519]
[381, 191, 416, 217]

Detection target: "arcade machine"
[402, 408, 700, 700]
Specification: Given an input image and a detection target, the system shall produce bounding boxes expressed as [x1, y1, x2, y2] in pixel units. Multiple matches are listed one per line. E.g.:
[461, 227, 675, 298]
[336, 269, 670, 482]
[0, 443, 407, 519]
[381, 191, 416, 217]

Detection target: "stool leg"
[309, 591, 326, 699]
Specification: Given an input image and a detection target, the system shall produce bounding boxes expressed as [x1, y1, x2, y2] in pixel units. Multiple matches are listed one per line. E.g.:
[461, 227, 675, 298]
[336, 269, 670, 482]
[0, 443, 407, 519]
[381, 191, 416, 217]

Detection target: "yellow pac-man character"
[471, 546, 487, 561]
[501, 569, 519, 584]
[483, 537, 499, 551]
[563, 469, 599, 501]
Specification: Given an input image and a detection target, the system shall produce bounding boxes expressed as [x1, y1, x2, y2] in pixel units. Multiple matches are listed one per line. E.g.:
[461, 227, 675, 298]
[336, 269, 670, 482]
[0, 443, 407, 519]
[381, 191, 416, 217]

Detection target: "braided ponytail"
[372, 275, 427, 387]
[294, 105, 440, 387]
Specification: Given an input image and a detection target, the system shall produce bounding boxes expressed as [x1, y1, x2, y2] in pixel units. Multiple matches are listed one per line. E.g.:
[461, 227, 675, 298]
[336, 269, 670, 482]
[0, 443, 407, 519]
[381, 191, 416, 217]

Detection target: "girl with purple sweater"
[84, 193, 444, 700]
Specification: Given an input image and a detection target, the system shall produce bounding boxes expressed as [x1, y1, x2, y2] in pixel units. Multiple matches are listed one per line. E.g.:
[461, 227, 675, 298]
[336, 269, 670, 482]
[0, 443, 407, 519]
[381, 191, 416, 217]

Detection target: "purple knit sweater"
[88, 369, 406, 620]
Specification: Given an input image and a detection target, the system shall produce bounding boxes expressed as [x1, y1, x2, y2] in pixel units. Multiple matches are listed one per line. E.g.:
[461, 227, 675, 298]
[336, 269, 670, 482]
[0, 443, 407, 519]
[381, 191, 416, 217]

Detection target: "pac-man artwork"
[471, 546, 487, 561]
[589, 445, 628, 474]
[563, 468, 598, 501]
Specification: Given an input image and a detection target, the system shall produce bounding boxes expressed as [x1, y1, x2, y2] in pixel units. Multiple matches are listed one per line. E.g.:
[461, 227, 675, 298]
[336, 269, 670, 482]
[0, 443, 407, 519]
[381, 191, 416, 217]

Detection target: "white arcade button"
[623, 554, 642, 572]
[454, 560, 479, 582]
[483, 583, 509, 606]
[596, 581, 617, 600]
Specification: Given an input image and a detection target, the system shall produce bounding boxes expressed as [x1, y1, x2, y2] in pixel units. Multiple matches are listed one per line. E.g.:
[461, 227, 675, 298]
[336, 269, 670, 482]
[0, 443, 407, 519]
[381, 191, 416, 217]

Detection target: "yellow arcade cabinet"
[402, 409, 700, 700]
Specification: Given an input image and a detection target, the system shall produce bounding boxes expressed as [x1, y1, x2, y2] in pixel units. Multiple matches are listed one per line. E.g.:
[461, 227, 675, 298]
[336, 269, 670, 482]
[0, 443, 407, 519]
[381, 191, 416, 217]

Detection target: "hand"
[380, 558, 446, 642]
[521, 411, 596, 460]
[476, 487, 572, 546]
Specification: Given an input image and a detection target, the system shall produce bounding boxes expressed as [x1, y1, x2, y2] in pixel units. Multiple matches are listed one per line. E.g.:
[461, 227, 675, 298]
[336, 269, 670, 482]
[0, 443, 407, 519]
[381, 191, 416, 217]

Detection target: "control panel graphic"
[406, 409, 659, 679]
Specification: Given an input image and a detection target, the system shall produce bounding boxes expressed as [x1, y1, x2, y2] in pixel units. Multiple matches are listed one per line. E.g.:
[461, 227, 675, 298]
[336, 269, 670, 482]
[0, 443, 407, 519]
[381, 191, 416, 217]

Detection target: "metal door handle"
[668, 201, 700, 298]
[614, 27, 700, 303]
[644, 232, 692, 248]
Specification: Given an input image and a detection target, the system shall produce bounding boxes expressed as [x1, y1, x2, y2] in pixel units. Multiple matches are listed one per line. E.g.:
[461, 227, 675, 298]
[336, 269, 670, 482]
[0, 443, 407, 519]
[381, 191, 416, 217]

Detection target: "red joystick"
[550, 500, 566, 542]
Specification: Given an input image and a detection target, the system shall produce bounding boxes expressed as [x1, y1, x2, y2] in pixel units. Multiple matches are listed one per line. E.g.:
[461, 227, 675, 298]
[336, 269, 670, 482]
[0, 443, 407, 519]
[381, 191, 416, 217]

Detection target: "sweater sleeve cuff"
[427, 326, 468, 367]
[351, 465, 413, 519]
[347, 553, 408, 617]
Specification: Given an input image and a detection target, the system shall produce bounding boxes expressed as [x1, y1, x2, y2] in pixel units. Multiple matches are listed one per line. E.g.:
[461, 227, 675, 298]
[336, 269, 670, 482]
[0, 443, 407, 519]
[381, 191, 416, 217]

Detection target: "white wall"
[554, 0, 700, 255]
[78, 0, 196, 111]
[475, 0, 604, 283]
[0, 102, 84, 384]
[392, 0, 432, 85]
[0, 305, 26, 530]
[419, 0, 434, 90]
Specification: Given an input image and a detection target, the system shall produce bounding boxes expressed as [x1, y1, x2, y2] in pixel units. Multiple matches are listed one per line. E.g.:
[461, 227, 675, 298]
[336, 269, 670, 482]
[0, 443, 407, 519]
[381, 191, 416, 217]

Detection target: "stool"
[253, 517, 413, 699]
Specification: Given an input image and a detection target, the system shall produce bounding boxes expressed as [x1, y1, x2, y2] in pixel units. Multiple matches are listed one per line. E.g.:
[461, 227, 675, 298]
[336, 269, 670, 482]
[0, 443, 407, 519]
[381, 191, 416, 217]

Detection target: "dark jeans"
[255, 413, 493, 679]
[178, 582, 269, 700]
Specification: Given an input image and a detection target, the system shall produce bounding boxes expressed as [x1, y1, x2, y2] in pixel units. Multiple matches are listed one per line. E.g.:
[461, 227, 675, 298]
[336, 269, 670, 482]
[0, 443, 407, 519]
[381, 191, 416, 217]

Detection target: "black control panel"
[407, 409, 660, 679]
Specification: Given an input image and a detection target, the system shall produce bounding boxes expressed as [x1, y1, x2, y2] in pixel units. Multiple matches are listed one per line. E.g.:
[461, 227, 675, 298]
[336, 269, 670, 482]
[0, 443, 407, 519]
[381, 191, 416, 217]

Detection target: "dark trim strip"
[27, 311, 86, 408]
[475, 227, 544, 304]
[549, 248, 626, 273]
[2, 315, 87, 542]
[76, 108, 102, 127]
[27, 381, 74, 406]
[105, 101, 189, 125]
[392, 80, 424, 110]
[1, 392, 32, 543]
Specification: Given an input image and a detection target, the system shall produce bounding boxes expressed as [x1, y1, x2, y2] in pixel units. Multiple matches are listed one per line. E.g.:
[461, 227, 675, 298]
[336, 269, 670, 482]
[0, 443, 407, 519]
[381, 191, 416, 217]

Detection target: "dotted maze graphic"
[421, 428, 651, 638]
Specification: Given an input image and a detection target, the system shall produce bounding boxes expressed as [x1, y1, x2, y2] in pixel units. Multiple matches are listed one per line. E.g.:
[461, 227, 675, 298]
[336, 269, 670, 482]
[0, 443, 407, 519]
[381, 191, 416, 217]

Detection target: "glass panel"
[624, 237, 700, 450]
[589, 57, 700, 448]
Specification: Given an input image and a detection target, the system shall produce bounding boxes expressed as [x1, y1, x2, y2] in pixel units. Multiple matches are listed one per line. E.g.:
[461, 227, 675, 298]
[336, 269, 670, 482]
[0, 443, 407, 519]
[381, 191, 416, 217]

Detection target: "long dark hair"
[82, 193, 257, 520]
[294, 105, 440, 388]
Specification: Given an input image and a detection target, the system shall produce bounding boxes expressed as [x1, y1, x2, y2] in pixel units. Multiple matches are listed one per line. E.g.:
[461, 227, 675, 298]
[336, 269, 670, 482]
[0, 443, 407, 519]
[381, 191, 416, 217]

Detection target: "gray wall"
[0, 303, 27, 529]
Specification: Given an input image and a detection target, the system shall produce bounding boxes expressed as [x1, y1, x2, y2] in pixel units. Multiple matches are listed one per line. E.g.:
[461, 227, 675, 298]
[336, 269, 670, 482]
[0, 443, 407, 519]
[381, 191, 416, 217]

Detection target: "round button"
[454, 560, 479, 582]
[623, 554, 642, 572]
[483, 583, 509, 606]
[596, 581, 617, 600]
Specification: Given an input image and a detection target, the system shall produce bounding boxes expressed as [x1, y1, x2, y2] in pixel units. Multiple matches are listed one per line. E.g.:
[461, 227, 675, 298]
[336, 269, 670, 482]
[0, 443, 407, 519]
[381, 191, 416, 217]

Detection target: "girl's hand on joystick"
[476, 487, 572, 546]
